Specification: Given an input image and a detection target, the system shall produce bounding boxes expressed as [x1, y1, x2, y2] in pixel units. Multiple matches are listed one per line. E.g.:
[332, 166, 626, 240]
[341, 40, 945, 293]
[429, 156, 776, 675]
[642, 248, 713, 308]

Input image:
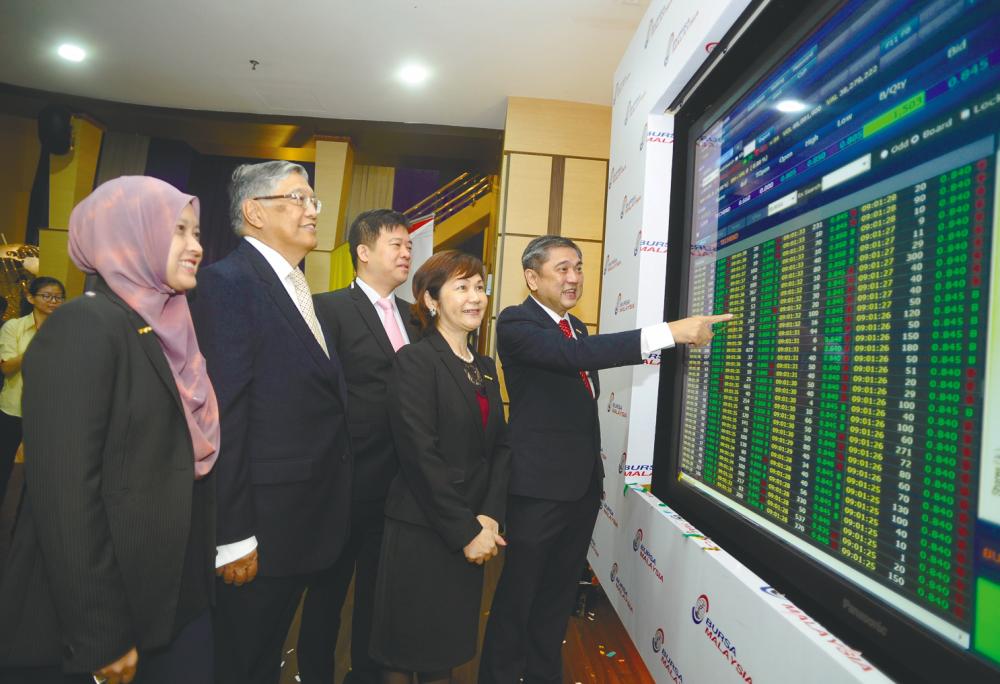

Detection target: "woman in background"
[0, 276, 64, 511]
[0, 176, 220, 684]
[370, 251, 510, 684]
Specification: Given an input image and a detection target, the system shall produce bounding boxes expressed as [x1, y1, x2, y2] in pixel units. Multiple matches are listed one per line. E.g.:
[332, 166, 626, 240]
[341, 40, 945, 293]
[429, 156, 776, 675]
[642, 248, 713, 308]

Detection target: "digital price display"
[675, 0, 1000, 654]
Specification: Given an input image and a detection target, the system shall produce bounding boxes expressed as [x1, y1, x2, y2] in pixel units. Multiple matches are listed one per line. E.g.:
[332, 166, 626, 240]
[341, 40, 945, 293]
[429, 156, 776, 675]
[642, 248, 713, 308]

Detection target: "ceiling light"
[776, 99, 808, 113]
[398, 63, 430, 86]
[57, 43, 86, 62]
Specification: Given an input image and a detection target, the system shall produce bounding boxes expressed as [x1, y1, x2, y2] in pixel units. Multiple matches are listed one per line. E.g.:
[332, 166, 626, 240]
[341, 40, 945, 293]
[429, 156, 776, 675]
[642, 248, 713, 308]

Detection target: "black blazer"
[496, 297, 642, 501]
[313, 281, 420, 501]
[0, 280, 214, 673]
[189, 240, 351, 577]
[385, 330, 510, 551]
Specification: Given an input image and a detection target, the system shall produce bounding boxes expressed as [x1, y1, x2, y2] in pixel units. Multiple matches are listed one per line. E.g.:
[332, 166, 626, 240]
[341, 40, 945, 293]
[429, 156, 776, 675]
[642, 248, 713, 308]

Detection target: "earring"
[430, 307, 437, 318]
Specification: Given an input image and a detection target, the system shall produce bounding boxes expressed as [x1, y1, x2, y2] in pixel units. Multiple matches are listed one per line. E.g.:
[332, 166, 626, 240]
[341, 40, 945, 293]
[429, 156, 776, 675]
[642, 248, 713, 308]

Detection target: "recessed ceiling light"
[398, 63, 430, 86]
[57, 43, 86, 62]
[776, 99, 808, 113]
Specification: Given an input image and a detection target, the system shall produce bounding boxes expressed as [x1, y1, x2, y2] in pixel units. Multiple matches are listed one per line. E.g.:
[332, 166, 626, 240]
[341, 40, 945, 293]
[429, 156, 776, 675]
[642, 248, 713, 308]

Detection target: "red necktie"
[558, 319, 593, 396]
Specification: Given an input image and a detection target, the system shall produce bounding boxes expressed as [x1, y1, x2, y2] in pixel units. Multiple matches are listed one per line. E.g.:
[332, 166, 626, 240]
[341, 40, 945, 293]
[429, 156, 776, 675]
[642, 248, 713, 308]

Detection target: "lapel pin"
[575, 328, 584, 335]
[137, 326, 153, 335]
[484, 374, 494, 381]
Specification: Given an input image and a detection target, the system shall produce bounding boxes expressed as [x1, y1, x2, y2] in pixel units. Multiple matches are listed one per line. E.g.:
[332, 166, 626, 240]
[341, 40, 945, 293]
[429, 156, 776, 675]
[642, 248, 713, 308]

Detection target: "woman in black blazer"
[0, 176, 220, 684]
[370, 251, 510, 683]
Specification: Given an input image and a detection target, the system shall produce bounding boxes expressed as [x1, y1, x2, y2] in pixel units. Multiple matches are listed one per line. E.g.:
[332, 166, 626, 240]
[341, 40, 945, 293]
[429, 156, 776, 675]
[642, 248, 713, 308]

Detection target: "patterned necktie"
[287, 268, 329, 358]
[557, 319, 593, 396]
[376, 297, 406, 352]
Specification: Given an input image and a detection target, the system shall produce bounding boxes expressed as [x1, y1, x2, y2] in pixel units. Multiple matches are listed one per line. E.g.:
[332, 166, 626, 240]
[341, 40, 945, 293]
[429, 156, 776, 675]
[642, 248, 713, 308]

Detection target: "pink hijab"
[68, 176, 220, 478]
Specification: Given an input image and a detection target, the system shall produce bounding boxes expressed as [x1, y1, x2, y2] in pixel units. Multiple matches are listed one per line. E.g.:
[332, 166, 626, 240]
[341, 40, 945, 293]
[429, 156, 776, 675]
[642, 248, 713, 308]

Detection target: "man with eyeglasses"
[190, 161, 352, 684]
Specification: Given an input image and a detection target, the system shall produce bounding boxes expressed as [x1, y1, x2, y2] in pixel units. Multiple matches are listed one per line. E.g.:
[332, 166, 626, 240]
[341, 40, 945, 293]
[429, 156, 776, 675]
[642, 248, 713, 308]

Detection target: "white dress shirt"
[354, 276, 411, 346]
[215, 237, 308, 568]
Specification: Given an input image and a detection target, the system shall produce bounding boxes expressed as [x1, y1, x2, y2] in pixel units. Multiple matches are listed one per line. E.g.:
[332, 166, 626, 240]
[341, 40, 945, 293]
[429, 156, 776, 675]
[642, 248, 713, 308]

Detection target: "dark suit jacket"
[385, 330, 510, 551]
[0, 280, 213, 673]
[313, 281, 420, 501]
[496, 297, 642, 501]
[189, 240, 351, 577]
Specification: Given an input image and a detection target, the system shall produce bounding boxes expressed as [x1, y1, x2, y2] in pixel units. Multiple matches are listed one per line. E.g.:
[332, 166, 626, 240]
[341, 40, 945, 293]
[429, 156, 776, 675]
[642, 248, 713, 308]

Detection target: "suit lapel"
[92, 280, 185, 416]
[570, 313, 600, 398]
[523, 297, 599, 400]
[428, 332, 486, 446]
[397, 295, 421, 342]
[237, 242, 346, 400]
[349, 282, 396, 359]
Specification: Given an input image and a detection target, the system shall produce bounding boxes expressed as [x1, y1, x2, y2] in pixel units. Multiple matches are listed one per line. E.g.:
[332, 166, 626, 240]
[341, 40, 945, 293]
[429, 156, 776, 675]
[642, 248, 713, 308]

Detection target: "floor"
[0, 465, 654, 683]
[277, 545, 655, 683]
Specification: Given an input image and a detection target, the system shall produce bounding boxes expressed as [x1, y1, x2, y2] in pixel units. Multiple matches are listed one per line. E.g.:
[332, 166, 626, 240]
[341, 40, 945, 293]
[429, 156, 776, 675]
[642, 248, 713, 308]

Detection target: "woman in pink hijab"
[0, 176, 220, 684]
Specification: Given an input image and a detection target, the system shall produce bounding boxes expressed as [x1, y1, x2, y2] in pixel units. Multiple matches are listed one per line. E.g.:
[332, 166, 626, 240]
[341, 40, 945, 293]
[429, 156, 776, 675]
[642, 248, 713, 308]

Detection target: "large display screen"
[674, 0, 1000, 662]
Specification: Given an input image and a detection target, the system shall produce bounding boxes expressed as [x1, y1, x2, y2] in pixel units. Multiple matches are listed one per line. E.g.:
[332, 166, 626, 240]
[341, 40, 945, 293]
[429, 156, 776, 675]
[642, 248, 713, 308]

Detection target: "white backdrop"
[589, 2, 893, 681]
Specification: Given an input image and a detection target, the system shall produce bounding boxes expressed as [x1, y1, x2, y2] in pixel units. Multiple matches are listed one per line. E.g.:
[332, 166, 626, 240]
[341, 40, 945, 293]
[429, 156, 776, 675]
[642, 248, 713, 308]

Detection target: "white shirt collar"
[244, 236, 296, 282]
[531, 296, 571, 326]
[354, 276, 394, 307]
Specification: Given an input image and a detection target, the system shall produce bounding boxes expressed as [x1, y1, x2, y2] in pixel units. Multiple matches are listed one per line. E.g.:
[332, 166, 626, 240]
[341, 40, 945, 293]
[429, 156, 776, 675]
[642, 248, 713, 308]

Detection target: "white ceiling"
[0, 0, 650, 129]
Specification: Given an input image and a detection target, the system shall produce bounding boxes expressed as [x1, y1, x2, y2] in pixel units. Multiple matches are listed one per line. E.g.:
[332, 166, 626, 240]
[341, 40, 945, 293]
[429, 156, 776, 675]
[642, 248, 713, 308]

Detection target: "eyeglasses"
[252, 192, 323, 214]
[35, 293, 65, 303]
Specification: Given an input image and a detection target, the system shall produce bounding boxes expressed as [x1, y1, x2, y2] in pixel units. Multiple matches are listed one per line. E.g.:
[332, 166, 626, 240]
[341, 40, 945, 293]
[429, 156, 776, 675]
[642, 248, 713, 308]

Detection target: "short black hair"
[348, 209, 411, 269]
[28, 276, 65, 297]
[521, 235, 582, 272]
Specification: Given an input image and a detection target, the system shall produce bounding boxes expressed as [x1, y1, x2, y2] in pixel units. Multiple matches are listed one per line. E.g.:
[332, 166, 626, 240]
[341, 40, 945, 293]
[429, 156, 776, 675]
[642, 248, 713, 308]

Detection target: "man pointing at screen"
[479, 235, 732, 684]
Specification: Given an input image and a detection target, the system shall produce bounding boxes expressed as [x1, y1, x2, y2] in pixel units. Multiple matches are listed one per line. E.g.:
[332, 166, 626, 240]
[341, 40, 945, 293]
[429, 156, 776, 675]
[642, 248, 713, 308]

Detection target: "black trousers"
[0, 610, 213, 684]
[0, 411, 22, 511]
[479, 475, 602, 684]
[298, 497, 385, 684]
[213, 574, 307, 684]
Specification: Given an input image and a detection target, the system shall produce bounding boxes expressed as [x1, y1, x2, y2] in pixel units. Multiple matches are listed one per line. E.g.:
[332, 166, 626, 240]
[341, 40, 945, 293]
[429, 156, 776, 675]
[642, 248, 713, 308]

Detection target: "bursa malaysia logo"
[623, 463, 653, 478]
[608, 163, 626, 190]
[609, 561, 634, 612]
[614, 293, 636, 316]
[607, 391, 628, 416]
[644, 1, 672, 49]
[644, 350, 662, 366]
[604, 253, 622, 275]
[638, 237, 668, 254]
[623, 90, 646, 127]
[647, 130, 674, 145]
[691, 594, 754, 682]
[692, 594, 709, 624]
[600, 490, 619, 528]
[634, 528, 664, 582]
[618, 451, 627, 474]
[652, 628, 684, 684]
[664, 12, 699, 68]
[620, 193, 641, 219]
[612, 72, 630, 106]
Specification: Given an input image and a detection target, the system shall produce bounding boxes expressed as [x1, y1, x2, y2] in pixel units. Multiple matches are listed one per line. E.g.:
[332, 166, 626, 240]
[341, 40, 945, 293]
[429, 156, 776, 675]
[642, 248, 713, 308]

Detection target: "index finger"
[705, 313, 735, 323]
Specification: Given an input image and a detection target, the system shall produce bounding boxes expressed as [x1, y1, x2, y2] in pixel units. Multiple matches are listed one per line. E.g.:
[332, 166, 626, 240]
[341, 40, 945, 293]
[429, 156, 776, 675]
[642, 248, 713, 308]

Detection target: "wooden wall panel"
[560, 158, 607, 242]
[504, 154, 552, 235]
[504, 97, 611, 159]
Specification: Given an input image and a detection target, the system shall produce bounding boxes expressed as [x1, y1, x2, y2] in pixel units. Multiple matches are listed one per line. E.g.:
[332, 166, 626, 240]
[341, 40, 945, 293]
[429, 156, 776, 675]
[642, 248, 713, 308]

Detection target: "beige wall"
[490, 97, 611, 399]
[310, 138, 354, 293]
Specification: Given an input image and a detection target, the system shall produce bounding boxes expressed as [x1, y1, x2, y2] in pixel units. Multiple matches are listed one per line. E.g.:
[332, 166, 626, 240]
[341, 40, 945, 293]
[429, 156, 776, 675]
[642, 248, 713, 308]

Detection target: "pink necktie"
[376, 298, 406, 352]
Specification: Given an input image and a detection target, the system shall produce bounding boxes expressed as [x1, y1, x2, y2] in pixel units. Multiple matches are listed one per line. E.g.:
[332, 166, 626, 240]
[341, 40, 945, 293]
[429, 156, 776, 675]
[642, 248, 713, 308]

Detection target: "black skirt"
[369, 517, 485, 671]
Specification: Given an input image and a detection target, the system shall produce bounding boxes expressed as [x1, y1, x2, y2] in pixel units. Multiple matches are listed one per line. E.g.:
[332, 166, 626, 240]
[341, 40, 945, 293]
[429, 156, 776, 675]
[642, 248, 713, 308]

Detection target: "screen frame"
[652, 0, 999, 681]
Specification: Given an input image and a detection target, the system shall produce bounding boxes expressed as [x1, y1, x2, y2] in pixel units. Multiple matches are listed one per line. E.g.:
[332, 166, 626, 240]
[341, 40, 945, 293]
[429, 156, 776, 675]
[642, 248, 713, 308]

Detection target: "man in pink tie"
[303, 209, 419, 684]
